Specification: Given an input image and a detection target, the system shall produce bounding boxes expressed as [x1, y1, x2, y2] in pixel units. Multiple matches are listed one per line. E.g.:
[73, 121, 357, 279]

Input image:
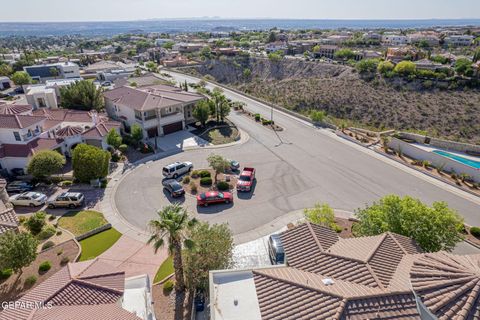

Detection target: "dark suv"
[268, 234, 285, 265]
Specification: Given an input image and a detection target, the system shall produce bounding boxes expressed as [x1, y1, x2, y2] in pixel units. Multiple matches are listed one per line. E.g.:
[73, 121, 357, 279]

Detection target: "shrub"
[72, 144, 111, 183]
[191, 170, 199, 178]
[471, 227, 480, 238]
[217, 181, 230, 191]
[25, 212, 47, 235]
[0, 268, 13, 280]
[56, 249, 63, 256]
[190, 181, 198, 193]
[37, 225, 56, 240]
[41, 240, 55, 251]
[27, 150, 66, 180]
[422, 160, 431, 168]
[60, 180, 73, 187]
[100, 180, 108, 188]
[56, 230, 62, 236]
[254, 113, 261, 121]
[163, 280, 174, 294]
[200, 177, 212, 186]
[182, 176, 190, 184]
[333, 224, 343, 233]
[25, 275, 37, 286]
[60, 256, 70, 265]
[38, 261, 52, 273]
[199, 170, 211, 178]
[48, 215, 56, 221]
[118, 144, 128, 153]
[111, 153, 120, 162]
[18, 216, 27, 224]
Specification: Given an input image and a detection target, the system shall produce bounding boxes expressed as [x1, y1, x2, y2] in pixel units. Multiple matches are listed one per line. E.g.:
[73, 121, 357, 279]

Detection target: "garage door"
[162, 122, 183, 135]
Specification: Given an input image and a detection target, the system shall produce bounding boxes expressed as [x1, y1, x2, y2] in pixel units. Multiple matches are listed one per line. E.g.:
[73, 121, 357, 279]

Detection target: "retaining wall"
[75, 223, 112, 241]
[388, 137, 480, 182]
[399, 132, 480, 154]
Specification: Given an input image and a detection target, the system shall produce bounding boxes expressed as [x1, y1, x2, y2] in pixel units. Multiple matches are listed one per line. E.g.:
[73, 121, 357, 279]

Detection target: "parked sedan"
[228, 159, 240, 171]
[9, 192, 47, 207]
[6, 181, 35, 194]
[162, 179, 185, 197]
[196, 191, 233, 207]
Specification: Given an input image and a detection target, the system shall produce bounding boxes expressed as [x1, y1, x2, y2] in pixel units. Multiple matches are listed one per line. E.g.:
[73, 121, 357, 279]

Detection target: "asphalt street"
[114, 71, 480, 236]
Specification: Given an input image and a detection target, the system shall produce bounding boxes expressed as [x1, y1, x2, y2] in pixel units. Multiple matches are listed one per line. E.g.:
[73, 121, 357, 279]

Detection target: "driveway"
[113, 71, 480, 240]
[150, 129, 209, 152]
[97, 234, 167, 281]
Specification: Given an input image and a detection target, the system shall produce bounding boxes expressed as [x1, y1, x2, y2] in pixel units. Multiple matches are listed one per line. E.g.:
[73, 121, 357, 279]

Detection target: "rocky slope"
[183, 57, 480, 143]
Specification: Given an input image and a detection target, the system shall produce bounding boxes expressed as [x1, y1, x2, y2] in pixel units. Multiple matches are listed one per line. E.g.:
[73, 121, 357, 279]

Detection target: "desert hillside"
[183, 57, 480, 143]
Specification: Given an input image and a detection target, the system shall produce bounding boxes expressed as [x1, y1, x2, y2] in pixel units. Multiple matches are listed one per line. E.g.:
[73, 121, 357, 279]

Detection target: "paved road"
[114, 71, 480, 236]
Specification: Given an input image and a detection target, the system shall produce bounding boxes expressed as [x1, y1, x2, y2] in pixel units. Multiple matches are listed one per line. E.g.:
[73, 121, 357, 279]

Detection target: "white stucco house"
[0, 104, 120, 174]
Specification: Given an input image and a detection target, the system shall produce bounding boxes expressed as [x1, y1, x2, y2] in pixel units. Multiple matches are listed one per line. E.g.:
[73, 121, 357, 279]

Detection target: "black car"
[162, 179, 185, 197]
[6, 181, 35, 194]
[268, 234, 285, 265]
[194, 293, 205, 312]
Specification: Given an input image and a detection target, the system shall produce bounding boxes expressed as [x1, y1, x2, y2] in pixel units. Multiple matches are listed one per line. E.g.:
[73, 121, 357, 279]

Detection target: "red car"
[197, 191, 233, 207]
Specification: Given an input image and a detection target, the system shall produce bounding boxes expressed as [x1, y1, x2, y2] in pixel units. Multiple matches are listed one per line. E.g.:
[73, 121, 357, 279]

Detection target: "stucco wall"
[388, 137, 480, 182]
[399, 132, 480, 154]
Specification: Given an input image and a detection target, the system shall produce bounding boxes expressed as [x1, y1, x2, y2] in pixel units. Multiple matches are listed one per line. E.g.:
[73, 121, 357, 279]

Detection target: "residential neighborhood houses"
[1, 21, 480, 320]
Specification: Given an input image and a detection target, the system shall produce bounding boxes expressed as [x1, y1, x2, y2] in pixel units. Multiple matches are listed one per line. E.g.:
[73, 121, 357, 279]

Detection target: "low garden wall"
[75, 223, 112, 241]
[388, 137, 480, 182]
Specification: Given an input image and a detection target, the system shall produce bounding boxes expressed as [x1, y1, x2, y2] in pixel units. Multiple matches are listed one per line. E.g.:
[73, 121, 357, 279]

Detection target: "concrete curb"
[233, 209, 355, 245]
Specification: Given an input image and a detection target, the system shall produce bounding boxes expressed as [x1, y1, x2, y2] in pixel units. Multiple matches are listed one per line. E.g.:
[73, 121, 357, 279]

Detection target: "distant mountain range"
[1, 19, 480, 37]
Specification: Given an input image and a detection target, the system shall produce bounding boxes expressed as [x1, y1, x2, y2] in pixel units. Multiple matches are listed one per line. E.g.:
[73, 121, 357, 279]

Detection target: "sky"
[0, 0, 479, 22]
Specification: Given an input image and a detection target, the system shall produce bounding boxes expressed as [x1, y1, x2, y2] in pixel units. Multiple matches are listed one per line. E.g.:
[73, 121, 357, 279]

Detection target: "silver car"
[162, 161, 193, 179]
[47, 192, 85, 209]
[9, 192, 47, 207]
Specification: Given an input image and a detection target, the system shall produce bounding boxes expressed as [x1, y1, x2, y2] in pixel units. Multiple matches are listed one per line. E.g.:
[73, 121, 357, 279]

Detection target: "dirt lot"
[152, 284, 192, 320]
[0, 239, 79, 304]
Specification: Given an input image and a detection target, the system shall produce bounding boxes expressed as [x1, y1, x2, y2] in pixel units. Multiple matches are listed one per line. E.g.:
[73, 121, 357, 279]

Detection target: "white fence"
[388, 137, 480, 182]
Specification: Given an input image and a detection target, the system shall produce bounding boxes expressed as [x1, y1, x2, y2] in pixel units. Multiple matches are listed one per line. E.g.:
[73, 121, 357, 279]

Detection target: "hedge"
[200, 177, 212, 186]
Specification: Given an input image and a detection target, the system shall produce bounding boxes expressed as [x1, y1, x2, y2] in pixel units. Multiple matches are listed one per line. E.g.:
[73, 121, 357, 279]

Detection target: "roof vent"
[322, 278, 334, 286]
[233, 299, 238, 306]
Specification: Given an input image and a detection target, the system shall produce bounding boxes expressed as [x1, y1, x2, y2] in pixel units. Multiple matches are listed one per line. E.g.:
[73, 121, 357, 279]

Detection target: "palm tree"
[148, 204, 197, 292]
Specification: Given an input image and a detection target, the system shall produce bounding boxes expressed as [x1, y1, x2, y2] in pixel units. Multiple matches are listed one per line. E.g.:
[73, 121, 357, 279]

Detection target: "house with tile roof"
[0, 258, 155, 320]
[0, 179, 19, 236]
[209, 222, 480, 320]
[0, 105, 120, 174]
[104, 84, 205, 139]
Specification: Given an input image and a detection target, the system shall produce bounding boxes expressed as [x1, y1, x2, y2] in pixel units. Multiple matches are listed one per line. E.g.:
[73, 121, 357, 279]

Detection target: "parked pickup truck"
[236, 167, 255, 192]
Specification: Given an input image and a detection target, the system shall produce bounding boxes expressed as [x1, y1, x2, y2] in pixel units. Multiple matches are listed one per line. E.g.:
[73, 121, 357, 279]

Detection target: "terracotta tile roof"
[103, 85, 204, 111]
[82, 121, 121, 139]
[0, 259, 128, 320]
[0, 138, 62, 158]
[280, 224, 422, 289]
[253, 267, 420, 320]
[30, 304, 142, 320]
[55, 125, 83, 137]
[280, 222, 339, 266]
[0, 104, 32, 115]
[410, 252, 480, 320]
[32, 109, 97, 123]
[0, 208, 19, 235]
[0, 114, 45, 129]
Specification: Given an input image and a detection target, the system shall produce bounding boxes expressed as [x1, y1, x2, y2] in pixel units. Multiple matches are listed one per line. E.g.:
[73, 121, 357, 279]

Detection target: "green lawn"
[78, 228, 122, 261]
[153, 256, 174, 283]
[58, 210, 108, 236]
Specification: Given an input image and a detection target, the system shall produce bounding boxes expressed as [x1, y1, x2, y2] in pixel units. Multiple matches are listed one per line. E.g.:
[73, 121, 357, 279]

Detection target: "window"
[187, 111, 191, 118]
[13, 132, 21, 141]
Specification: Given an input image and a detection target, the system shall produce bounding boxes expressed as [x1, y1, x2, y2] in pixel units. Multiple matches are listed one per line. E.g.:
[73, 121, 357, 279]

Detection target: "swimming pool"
[432, 150, 480, 169]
